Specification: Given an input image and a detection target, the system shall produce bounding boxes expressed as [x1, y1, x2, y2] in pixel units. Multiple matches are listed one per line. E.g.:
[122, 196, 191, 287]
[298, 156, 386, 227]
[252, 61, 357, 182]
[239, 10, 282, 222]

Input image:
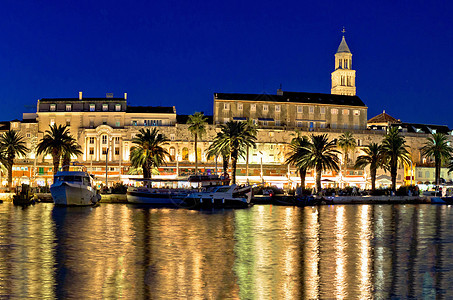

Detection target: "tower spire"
[331, 30, 356, 96]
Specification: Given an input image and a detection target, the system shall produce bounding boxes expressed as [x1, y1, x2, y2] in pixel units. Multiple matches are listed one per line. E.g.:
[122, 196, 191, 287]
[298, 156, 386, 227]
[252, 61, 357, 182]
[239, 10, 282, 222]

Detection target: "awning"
[258, 118, 274, 121]
[233, 117, 247, 121]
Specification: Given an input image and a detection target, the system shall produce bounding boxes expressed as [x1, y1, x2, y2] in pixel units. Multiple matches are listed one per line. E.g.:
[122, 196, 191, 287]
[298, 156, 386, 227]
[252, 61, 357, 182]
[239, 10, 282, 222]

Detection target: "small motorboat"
[184, 184, 252, 209]
[50, 171, 101, 206]
[13, 184, 37, 206]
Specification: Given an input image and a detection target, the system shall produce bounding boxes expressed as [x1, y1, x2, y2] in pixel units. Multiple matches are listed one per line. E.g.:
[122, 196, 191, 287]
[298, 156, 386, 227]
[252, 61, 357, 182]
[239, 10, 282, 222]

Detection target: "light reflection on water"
[1, 203, 453, 298]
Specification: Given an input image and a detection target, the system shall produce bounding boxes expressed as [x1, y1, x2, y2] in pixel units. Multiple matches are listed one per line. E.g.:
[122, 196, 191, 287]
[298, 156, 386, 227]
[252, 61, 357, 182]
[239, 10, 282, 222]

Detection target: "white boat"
[127, 175, 229, 206]
[50, 171, 101, 206]
[184, 184, 252, 209]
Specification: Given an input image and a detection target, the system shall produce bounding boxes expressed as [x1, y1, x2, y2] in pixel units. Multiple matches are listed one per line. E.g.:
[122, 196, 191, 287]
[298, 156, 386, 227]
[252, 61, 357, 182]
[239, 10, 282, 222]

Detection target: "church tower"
[331, 33, 356, 96]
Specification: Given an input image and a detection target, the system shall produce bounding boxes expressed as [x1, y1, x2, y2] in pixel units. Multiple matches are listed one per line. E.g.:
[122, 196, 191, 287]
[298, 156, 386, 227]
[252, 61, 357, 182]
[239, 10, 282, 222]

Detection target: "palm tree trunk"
[299, 168, 306, 189]
[194, 133, 198, 174]
[222, 154, 229, 178]
[371, 166, 376, 192]
[62, 154, 70, 172]
[52, 154, 60, 176]
[435, 157, 440, 186]
[231, 149, 238, 184]
[316, 165, 322, 195]
[7, 162, 12, 191]
[391, 160, 397, 192]
[246, 146, 249, 177]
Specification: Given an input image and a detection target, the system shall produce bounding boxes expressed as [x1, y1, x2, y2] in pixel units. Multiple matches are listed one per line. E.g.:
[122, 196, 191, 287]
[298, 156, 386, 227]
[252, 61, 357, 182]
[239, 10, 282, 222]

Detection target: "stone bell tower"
[331, 30, 356, 96]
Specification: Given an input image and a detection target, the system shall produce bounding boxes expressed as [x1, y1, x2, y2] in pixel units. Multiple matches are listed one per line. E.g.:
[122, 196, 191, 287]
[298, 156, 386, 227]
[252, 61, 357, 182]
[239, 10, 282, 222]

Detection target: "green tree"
[36, 124, 73, 176]
[381, 127, 411, 191]
[209, 121, 256, 184]
[302, 134, 340, 194]
[421, 132, 453, 186]
[354, 143, 383, 192]
[245, 119, 258, 177]
[286, 133, 310, 189]
[130, 128, 170, 179]
[0, 130, 29, 190]
[61, 137, 83, 171]
[338, 131, 356, 166]
[187, 112, 208, 174]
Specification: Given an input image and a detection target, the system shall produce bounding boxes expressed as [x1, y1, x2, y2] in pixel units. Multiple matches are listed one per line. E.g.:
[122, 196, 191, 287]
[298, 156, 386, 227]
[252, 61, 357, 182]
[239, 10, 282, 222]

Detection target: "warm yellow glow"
[359, 205, 372, 298]
[335, 206, 347, 299]
[305, 208, 320, 299]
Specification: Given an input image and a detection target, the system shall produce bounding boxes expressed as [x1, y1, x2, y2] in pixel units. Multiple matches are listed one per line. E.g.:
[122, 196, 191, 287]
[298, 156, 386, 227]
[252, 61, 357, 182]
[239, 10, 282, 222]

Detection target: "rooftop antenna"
[342, 26, 346, 35]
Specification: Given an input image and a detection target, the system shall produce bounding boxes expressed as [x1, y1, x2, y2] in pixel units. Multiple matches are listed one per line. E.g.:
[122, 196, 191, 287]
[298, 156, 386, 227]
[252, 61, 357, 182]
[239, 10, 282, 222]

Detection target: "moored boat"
[50, 171, 101, 206]
[183, 184, 252, 209]
[127, 174, 229, 206]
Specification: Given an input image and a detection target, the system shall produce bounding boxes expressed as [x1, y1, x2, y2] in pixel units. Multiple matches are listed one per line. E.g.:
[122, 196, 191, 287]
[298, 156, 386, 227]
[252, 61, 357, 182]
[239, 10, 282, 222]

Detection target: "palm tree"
[130, 128, 170, 179]
[245, 119, 258, 177]
[0, 130, 29, 190]
[421, 132, 453, 186]
[338, 131, 356, 167]
[286, 134, 310, 189]
[381, 127, 411, 191]
[187, 112, 208, 174]
[206, 142, 231, 178]
[209, 121, 256, 184]
[302, 134, 340, 194]
[36, 124, 73, 176]
[354, 143, 383, 192]
[61, 137, 83, 171]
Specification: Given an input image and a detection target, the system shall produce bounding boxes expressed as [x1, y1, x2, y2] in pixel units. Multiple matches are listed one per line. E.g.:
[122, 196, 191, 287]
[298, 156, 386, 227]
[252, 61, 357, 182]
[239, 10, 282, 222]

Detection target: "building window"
[223, 103, 230, 110]
[169, 147, 176, 161]
[297, 121, 302, 127]
[90, 104, 95, 112]
[309, 106, 314, 114]
[331, 108, 338, 115]
[263, 105, 268, 112]
[89, 120, 94, 127]
[182, 147, 189, 160]
[263, 121, 268, 126]
[66, 119, 71, 126]
[353, 110, 360, 116]
[50, 118, 55, 126]
[237, 103, 243, 110]
[250, 104, 256, 112]
[270, 144, 274, 150]
[115, 148, 120, 155]
[297, 106, 303, 113]
[89, 137, 95, 144]
[425, 171, 430, 178]
[275, 105, 281, 112]
[26, 133, 31, 138]
[320, 107, 326, 114]
[115, 104, 121, 112]
[343, 109, 349, 115]
[102, 135, 108, 144]
[89, 148, 94, 155]
[114, 137, 120, 143]
[357, 139, 361, 146]
[66, 104, 72, 111]
[115, 121, 120, 127]
[50, 104, 56, 112]
[132, 120, 138, 126]
[275, 120, 281, 126]
[170, 134, 175, 141]
[102, 148, 108, 155]
[102, 104, 108, 111]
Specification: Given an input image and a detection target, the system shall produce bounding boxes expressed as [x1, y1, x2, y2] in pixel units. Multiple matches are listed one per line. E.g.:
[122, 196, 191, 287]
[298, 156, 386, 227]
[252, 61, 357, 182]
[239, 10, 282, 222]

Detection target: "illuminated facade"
[331, 35, 356, 96]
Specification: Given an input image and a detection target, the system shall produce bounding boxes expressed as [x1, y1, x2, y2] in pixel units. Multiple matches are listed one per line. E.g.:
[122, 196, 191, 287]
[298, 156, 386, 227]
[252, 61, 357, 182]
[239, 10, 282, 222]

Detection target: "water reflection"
[1, 203, 453, 298]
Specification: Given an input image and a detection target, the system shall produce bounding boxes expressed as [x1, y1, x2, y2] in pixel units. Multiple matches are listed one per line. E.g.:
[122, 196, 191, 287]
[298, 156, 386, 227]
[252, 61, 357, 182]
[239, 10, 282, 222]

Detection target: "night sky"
[0, 0, 452, 126]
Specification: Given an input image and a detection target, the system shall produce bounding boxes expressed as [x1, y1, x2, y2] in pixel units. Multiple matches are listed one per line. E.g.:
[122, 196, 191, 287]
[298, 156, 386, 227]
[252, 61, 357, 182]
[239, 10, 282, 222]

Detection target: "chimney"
[277, 83, 283, 96]
[78, 91, 82, 100]
[124, 92, 127, 100]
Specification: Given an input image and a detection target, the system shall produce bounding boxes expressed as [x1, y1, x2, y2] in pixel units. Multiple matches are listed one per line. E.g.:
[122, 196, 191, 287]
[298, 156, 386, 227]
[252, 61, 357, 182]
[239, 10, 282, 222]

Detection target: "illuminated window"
[115, 104, 121, 111]
[297, 106, 303, 113]
[263, 105, 268, 112]
[250, 104, 256, 112]
[320, 107, 326, 114]
[89, 104, 95, 112]
[66, 119, 70, 126]
[275, 105, 280, 112]
[132, 120, 138, 126]
[343, 109, 349, 115]
[115, 148, 119, 155]
[89, 148, 94, 155]
[101, 135, 107, 144]
[115, 121, 120, 127]
[223, 103, 230, 110]
[89, 137, 95, 144]
[237, 103, 243, 110]
[50, 104, 56, 112]
[50, 118, 55, 126]
[169, 147, 176, 161]
[182, 147, 189, 160]
[331, 109, 338, 115]
[102, 148, 107, 155]
[353, 110, 360, 116]
[66, 104, 71, 111]
[102, 104, 108, 111]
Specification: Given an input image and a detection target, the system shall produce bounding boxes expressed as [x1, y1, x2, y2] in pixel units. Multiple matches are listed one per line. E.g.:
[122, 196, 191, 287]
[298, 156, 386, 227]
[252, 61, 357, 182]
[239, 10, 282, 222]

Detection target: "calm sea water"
[0, 202, 452, 299]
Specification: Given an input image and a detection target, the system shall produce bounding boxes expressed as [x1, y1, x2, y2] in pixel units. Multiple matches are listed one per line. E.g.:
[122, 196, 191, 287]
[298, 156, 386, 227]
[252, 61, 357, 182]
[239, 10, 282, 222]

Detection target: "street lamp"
[259, 151, 264, 184]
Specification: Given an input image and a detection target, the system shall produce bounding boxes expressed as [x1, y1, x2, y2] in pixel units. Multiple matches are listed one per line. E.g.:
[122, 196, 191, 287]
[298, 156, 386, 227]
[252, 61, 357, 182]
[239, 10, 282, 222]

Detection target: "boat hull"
[51, 183, 99, 206]
[127, 188, 187, 206]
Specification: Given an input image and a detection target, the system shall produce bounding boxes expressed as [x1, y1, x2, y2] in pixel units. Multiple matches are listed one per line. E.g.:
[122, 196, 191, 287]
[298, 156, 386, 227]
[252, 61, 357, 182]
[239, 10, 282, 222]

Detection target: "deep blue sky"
[0, 0, 452, 126]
